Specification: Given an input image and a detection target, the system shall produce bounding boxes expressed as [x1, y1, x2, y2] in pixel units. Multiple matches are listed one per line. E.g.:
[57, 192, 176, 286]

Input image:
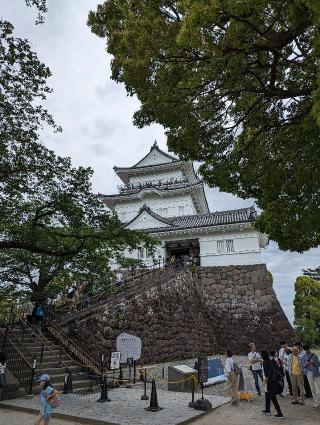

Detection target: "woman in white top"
[0, 351, 6, 401]
[225, 350, 239, 405]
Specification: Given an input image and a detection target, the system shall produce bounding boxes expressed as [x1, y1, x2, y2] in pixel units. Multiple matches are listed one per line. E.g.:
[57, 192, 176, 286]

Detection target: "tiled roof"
[128, 206, 257, 233]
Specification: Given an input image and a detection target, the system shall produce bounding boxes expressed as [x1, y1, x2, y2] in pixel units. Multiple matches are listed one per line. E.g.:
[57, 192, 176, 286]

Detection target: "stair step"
[36, 365, 83, 374]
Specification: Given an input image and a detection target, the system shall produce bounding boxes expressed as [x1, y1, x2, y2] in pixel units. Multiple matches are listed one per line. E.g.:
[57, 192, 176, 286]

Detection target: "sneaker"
[262, 410, 271, 416]
[274, 413, 284, 419]
[292, 401, 299, 405]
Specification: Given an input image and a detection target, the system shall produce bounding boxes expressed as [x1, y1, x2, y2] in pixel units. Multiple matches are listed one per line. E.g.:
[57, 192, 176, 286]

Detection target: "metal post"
[40, 343, 45, 364]
[28, 359, 37, 395]
[141, 368, 149, 400]
[133, 361, 136, 384]
[118, 364, 123, 382]
[127, 364, 132, 388]
[162, 367, 165, 379]
[58, 347, 62, 367]
[21, 321, 26, 343]
[188, 376, 195, 408]
[97, 375, 111, 402]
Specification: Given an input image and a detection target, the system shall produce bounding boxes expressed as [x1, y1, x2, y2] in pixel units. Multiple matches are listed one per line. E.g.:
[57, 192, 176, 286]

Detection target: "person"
[295, 342, 313, 398]
[248, 343, 263, 396]
[34, 302, 45, 330]
[224, 350, 240, 406]
[35, 374, 56, 425]
[261, 350, 284, 418]
[0, 352, 6, 401]
[25, 300, 34, 325]
[288, 346, 305, 405]
[278, 341, 292, 396]
[304, 345, 320, 407]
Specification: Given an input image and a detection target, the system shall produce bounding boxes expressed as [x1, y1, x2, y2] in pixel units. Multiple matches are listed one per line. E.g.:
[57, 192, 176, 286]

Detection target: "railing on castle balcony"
[117, 177, 190, 194]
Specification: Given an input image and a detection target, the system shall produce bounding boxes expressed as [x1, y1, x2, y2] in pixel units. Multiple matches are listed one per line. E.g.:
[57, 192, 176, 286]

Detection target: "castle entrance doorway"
[165, 239, 200, 266]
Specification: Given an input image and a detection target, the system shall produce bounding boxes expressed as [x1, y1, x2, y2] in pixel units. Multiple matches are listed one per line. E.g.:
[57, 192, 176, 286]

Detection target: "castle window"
[217, 240, 224, 253]
[137, 247, 144, 259]
[226, 239, 234, 253]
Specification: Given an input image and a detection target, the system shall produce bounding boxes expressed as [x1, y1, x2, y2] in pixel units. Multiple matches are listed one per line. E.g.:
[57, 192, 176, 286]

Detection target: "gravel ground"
[142, 355, 256, 396]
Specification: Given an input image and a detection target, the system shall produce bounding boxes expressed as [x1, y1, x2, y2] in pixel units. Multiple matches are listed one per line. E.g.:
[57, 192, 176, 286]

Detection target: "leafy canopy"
[294, 275, 320, 346]
[88, 0, 320, 252]
[0, 17, 156, 299]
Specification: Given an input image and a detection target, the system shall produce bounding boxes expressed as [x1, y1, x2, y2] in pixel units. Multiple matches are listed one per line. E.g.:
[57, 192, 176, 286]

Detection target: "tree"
[303, 267, 320, 281]
[294, 276, 320, 345]
[88, 0, 320, 252]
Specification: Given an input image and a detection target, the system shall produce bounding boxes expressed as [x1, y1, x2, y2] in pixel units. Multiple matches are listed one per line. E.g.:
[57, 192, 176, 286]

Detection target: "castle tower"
[100, 142, 268, 266]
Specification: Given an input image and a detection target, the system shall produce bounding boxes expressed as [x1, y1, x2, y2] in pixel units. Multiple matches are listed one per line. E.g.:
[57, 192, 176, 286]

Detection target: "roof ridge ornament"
[152, 140, 158, 149]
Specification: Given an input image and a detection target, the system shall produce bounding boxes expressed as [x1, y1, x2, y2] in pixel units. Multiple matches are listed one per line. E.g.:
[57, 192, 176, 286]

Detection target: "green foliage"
[0, 17, 156, 301]
[294, 276, 320, 345]
[88, 0, 320, 252]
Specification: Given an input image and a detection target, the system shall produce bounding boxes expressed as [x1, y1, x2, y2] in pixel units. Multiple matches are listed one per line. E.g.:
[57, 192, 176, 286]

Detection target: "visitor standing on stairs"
[34, 302, 45, 331]
[0, 351, 6, 401]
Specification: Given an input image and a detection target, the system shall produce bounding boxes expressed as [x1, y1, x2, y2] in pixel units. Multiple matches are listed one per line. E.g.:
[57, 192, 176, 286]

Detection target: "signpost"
[194, 357, 212, 411]
[127, 357, 133, 388]
[110, 352, 121, 370]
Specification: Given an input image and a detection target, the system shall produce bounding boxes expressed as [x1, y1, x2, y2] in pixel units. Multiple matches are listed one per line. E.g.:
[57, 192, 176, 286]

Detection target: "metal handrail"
[45, 317, 101, 376]
[0, 328, 36, 394]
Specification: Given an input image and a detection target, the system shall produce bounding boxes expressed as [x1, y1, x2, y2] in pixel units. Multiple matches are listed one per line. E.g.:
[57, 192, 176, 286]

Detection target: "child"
[35, 374, 55, 425]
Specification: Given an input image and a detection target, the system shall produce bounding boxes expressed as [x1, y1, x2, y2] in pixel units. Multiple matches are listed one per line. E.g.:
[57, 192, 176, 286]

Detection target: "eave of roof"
[126, 206, 257, 233]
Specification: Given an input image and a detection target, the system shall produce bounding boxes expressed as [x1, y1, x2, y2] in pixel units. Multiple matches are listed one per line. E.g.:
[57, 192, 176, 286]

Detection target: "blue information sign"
[204, 358, 226, 386]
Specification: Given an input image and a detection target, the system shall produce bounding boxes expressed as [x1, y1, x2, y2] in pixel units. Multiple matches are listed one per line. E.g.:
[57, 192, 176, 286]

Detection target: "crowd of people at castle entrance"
[225, 341, 320, 419]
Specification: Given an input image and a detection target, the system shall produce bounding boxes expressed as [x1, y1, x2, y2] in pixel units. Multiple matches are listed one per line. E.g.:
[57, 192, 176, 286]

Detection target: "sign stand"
[141, 368, 149, 400]
[126, 357, 133, 388]
[193, 357, 212, 411]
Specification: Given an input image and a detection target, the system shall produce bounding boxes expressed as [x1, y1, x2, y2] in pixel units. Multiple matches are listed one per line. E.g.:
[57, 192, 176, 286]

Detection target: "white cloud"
[3, 0, 319, 323]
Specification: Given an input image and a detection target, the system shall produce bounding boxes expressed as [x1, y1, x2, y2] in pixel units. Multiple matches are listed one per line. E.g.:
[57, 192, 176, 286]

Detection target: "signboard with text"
[116, 333, 142, 363]
[110, 351, 121, 370]
[197, 357, 208, 384]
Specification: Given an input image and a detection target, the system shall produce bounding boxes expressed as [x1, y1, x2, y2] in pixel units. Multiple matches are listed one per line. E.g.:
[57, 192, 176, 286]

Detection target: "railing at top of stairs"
[53, 263, 188, 326]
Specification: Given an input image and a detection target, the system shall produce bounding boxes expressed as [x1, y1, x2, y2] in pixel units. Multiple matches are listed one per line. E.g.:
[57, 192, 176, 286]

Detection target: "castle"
[100, 142, 268, 267]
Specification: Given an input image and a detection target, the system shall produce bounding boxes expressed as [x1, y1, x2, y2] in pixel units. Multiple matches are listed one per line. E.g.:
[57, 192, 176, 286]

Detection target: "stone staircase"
[10, 326, 94, 393]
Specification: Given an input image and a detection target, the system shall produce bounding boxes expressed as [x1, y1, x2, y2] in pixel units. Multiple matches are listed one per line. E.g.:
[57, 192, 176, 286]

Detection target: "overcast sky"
[3, 0, 320, 323]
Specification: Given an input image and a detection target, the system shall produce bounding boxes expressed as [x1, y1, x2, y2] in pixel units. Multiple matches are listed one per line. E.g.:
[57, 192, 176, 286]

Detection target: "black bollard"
[141, 368, 149, 401]
[63, 369, 73, 394]
[97, 375, 111, 402]
[145, 379, 162, 411]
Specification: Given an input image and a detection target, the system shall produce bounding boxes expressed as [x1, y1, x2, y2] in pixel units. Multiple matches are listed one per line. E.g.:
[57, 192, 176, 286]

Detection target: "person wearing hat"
[35, 374, 55, 424]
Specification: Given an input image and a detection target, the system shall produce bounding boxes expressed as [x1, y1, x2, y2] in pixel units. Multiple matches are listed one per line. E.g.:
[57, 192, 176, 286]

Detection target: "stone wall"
[68, 264, 294, 364]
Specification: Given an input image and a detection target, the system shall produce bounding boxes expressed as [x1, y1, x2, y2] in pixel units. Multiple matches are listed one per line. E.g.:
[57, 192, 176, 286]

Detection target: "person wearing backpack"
[261, 350, 284, 419]
[35, 374, 60, 425]
[224, 350, 240, 406]
[35, 303, 45, 331]
[304, 345, 320, 408]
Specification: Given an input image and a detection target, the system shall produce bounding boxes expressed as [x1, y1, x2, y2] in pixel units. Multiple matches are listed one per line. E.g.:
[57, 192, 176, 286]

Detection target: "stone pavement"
[0, 386, 229, 425]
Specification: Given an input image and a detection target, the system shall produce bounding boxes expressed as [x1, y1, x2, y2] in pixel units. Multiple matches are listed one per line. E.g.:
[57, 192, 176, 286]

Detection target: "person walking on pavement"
[295, 342, 313, 398]
[224, 350, 240, 406]
[261, 350, 284, 419]
[278, 341, 293, 396]
[304, 345, 320, 408]
[248, 343, 263, 396]
[289, 346, 305, 405]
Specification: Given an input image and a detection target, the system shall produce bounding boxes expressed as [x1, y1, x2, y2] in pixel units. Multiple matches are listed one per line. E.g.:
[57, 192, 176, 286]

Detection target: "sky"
[2, 0, 320, 323]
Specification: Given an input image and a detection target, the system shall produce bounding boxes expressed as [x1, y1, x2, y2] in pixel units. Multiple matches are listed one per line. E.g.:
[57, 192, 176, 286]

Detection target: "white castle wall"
[115, 194, 197, 222]
[123, 228, 263, 267]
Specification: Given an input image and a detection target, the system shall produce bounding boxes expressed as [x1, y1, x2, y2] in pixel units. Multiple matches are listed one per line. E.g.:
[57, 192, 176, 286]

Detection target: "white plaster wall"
[127, 211, 170, 230]
[115, 194, 196, 222]
[198, 230, 262, 266]
[122, 243, 166, 267]
[135, 149, 174, 167]
[130, 170, 184, 186]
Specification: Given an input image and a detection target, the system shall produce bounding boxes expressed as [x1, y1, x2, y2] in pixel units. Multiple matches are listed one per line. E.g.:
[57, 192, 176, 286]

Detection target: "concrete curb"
[0, 403, 119, 425]
[177, 399, 230, 425]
